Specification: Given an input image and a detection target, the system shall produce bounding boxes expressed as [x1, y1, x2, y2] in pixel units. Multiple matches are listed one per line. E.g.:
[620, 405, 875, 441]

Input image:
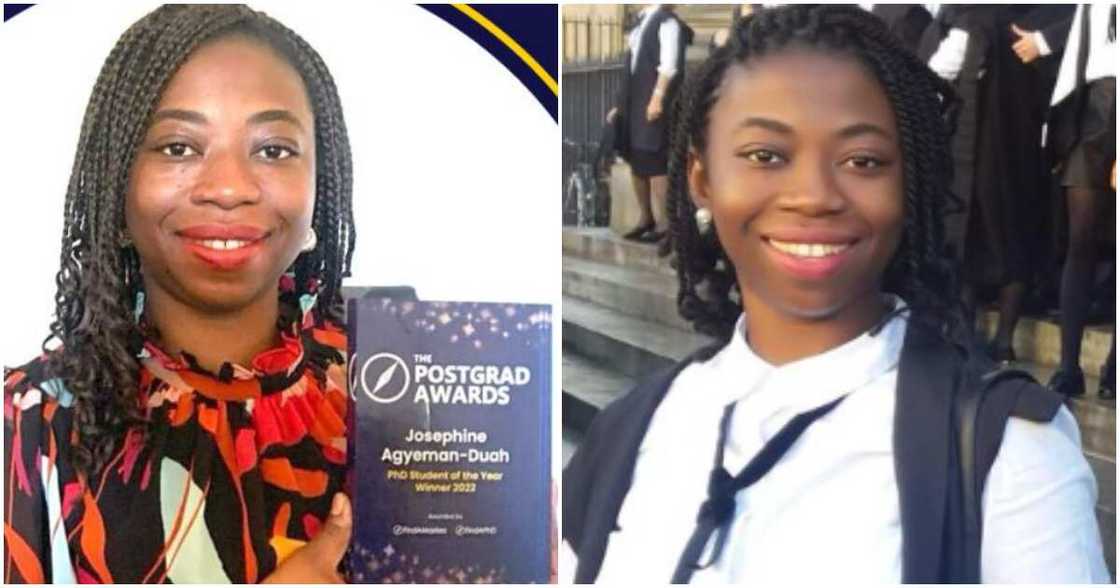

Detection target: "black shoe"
[636, 229, 665, 244]
[985, 340, 1016, 365]
[656, 234, 673, 258]
[1048, 368, 1086, 398]
[622, 221, 655, 241]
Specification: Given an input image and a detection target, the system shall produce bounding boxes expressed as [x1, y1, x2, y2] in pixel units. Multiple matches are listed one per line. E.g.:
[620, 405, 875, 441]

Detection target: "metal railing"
[561, 59, 626, 227]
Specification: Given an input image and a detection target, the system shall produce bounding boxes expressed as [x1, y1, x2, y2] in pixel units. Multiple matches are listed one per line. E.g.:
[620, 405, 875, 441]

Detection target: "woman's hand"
[1010, 24, 1041, 64]
[606, 107, 618, 124]
[262, 493, 352, 584]
[646, 93, 663, 122]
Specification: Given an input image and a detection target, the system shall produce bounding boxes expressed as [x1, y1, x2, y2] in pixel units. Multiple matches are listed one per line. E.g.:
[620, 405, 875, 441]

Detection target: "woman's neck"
[142, 286, 281, 373]
[739, 290, 889, 366]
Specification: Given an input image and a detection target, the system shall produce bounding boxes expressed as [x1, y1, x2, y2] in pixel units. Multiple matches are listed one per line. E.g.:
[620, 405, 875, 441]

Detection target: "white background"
[0, 1, 560, 474]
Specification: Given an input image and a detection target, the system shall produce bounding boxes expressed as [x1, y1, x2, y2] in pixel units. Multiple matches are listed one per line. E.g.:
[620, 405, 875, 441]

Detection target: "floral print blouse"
[3, 287, 348, 583]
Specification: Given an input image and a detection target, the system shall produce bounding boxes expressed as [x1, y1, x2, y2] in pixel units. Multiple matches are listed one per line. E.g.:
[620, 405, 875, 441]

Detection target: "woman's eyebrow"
[836, 122, 894, 141]
[248, 109, 305, 131]
[150, 108, 207, 125]
[736, 116, 792, 135]
[736, 117, 894, 141]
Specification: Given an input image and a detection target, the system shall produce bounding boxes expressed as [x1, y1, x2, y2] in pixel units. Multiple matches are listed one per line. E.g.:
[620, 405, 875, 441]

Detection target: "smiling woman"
[4, 5, 355, 583]
[687, 49, 905, 356]
[127, 35, 320, 369]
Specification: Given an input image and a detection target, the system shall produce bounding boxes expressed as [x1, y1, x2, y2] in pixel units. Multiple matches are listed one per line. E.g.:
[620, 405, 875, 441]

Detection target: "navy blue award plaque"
[347, 298, 551, 583]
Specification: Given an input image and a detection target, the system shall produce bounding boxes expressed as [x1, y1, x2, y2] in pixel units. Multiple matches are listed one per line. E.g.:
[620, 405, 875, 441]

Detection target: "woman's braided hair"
[44, 4, 355, 477]
[667, 5, 966, 341]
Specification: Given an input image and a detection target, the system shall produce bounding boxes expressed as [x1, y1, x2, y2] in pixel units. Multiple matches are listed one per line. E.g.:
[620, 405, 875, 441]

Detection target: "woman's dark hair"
[44, 4, 355, 477]
[667, 4, 965, 342]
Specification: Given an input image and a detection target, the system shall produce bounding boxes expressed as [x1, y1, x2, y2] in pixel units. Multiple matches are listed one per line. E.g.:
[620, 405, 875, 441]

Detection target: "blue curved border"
[420, 4, 558, 122]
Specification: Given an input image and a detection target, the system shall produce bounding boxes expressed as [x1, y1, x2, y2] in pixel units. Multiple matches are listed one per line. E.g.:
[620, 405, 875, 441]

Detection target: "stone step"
[563, 255, 692, 332]
[976, 311, 1112, 372]
[562, 351, 636, 433]
[562, 295, 713, 381]
[563, 226, 675, 277]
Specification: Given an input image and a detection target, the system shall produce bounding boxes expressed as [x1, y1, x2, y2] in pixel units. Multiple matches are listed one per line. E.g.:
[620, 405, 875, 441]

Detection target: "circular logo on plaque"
[359, 352, 411, 404]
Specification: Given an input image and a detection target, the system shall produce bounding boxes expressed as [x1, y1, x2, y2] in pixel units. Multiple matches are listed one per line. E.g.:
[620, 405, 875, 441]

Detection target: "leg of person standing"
[649, 174, 671, 256]
[624, 169, 656, 240]
[1052, 185, 1104, 396]
[1049, 77, 1116, 398]
[989, 281, 1025, 361]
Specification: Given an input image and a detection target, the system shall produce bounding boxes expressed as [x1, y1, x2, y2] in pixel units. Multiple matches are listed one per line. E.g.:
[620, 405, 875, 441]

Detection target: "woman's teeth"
[198, 239, 250, 250]
[767, 239, 850, 258]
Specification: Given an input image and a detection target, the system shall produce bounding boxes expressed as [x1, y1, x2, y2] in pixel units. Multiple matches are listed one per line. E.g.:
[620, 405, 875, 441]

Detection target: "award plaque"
[347, 297, 551, 583]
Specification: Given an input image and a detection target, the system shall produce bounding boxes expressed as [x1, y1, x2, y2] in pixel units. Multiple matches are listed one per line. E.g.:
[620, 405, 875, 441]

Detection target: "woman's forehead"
[712, 50, 896, 133]
[153, 36, 313, 124]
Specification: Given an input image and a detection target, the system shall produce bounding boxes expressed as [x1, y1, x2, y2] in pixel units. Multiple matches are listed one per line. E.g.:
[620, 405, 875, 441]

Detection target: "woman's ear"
[687, 148, 712, 211]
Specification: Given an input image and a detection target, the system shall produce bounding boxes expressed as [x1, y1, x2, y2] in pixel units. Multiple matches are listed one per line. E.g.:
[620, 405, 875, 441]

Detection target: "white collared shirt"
[562, 300, 1109, 583]
[1083, 3, 1117, 83]
[1053, 4, 1118, 107]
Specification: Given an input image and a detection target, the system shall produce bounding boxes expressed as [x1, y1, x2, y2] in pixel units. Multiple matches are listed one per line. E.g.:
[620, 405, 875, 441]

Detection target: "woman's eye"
[159, 143, 199, 157]
[843, 155, 886, 170]
[256, 145, 297, 160]
[742, 149, 786, 165]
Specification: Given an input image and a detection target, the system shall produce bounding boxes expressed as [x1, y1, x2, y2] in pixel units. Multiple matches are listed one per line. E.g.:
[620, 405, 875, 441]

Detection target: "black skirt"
[1062, 77, 1116, 190]
[626, 148, 668, 177]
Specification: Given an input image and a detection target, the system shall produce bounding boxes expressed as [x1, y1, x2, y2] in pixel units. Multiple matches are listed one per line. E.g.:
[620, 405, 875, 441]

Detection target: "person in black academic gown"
[609, 5, 693, 257]
[917, 5, 1073, 363]
[871, 4, 933, 56]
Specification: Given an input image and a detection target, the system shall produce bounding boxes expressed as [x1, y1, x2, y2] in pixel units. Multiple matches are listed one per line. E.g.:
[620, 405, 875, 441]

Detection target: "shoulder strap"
[895, 322, 962, 583]
[953, 358, 1065, 582]
[951, 356, 993, 582]
[898, 321, 1066, 584]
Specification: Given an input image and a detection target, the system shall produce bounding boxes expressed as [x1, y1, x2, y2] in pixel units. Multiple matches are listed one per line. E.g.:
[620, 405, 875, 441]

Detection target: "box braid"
[42, 5, 355, 477]
[667, 5, 966, 343]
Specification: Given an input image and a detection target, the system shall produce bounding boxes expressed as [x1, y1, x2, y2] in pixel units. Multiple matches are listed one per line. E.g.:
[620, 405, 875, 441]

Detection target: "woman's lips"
[763, 236, 857, 280]
[176, 225, 269, 271]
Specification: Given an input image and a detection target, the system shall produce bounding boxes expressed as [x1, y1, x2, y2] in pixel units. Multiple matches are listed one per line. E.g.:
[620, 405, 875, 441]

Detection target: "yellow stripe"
[451, 4, 559, 96]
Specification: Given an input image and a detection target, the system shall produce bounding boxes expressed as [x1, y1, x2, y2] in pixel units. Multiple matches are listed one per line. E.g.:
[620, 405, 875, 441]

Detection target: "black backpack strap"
[952, 359, 986, 582]
[895, 323, 963, 583]
[953, 361, 1065, 582]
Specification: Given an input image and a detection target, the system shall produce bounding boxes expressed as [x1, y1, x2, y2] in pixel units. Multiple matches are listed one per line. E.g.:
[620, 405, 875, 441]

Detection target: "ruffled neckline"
[135, 277, 345, 402]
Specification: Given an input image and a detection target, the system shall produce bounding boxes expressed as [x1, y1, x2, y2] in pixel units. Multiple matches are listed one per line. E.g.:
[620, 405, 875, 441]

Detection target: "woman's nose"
[778, 159, 846, 216]
[190, 149, 261, 209]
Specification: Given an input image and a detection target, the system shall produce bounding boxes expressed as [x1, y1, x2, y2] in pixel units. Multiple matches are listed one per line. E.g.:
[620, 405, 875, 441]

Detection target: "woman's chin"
[176, 278, 281, 315]
[760, 288, 858, 323]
